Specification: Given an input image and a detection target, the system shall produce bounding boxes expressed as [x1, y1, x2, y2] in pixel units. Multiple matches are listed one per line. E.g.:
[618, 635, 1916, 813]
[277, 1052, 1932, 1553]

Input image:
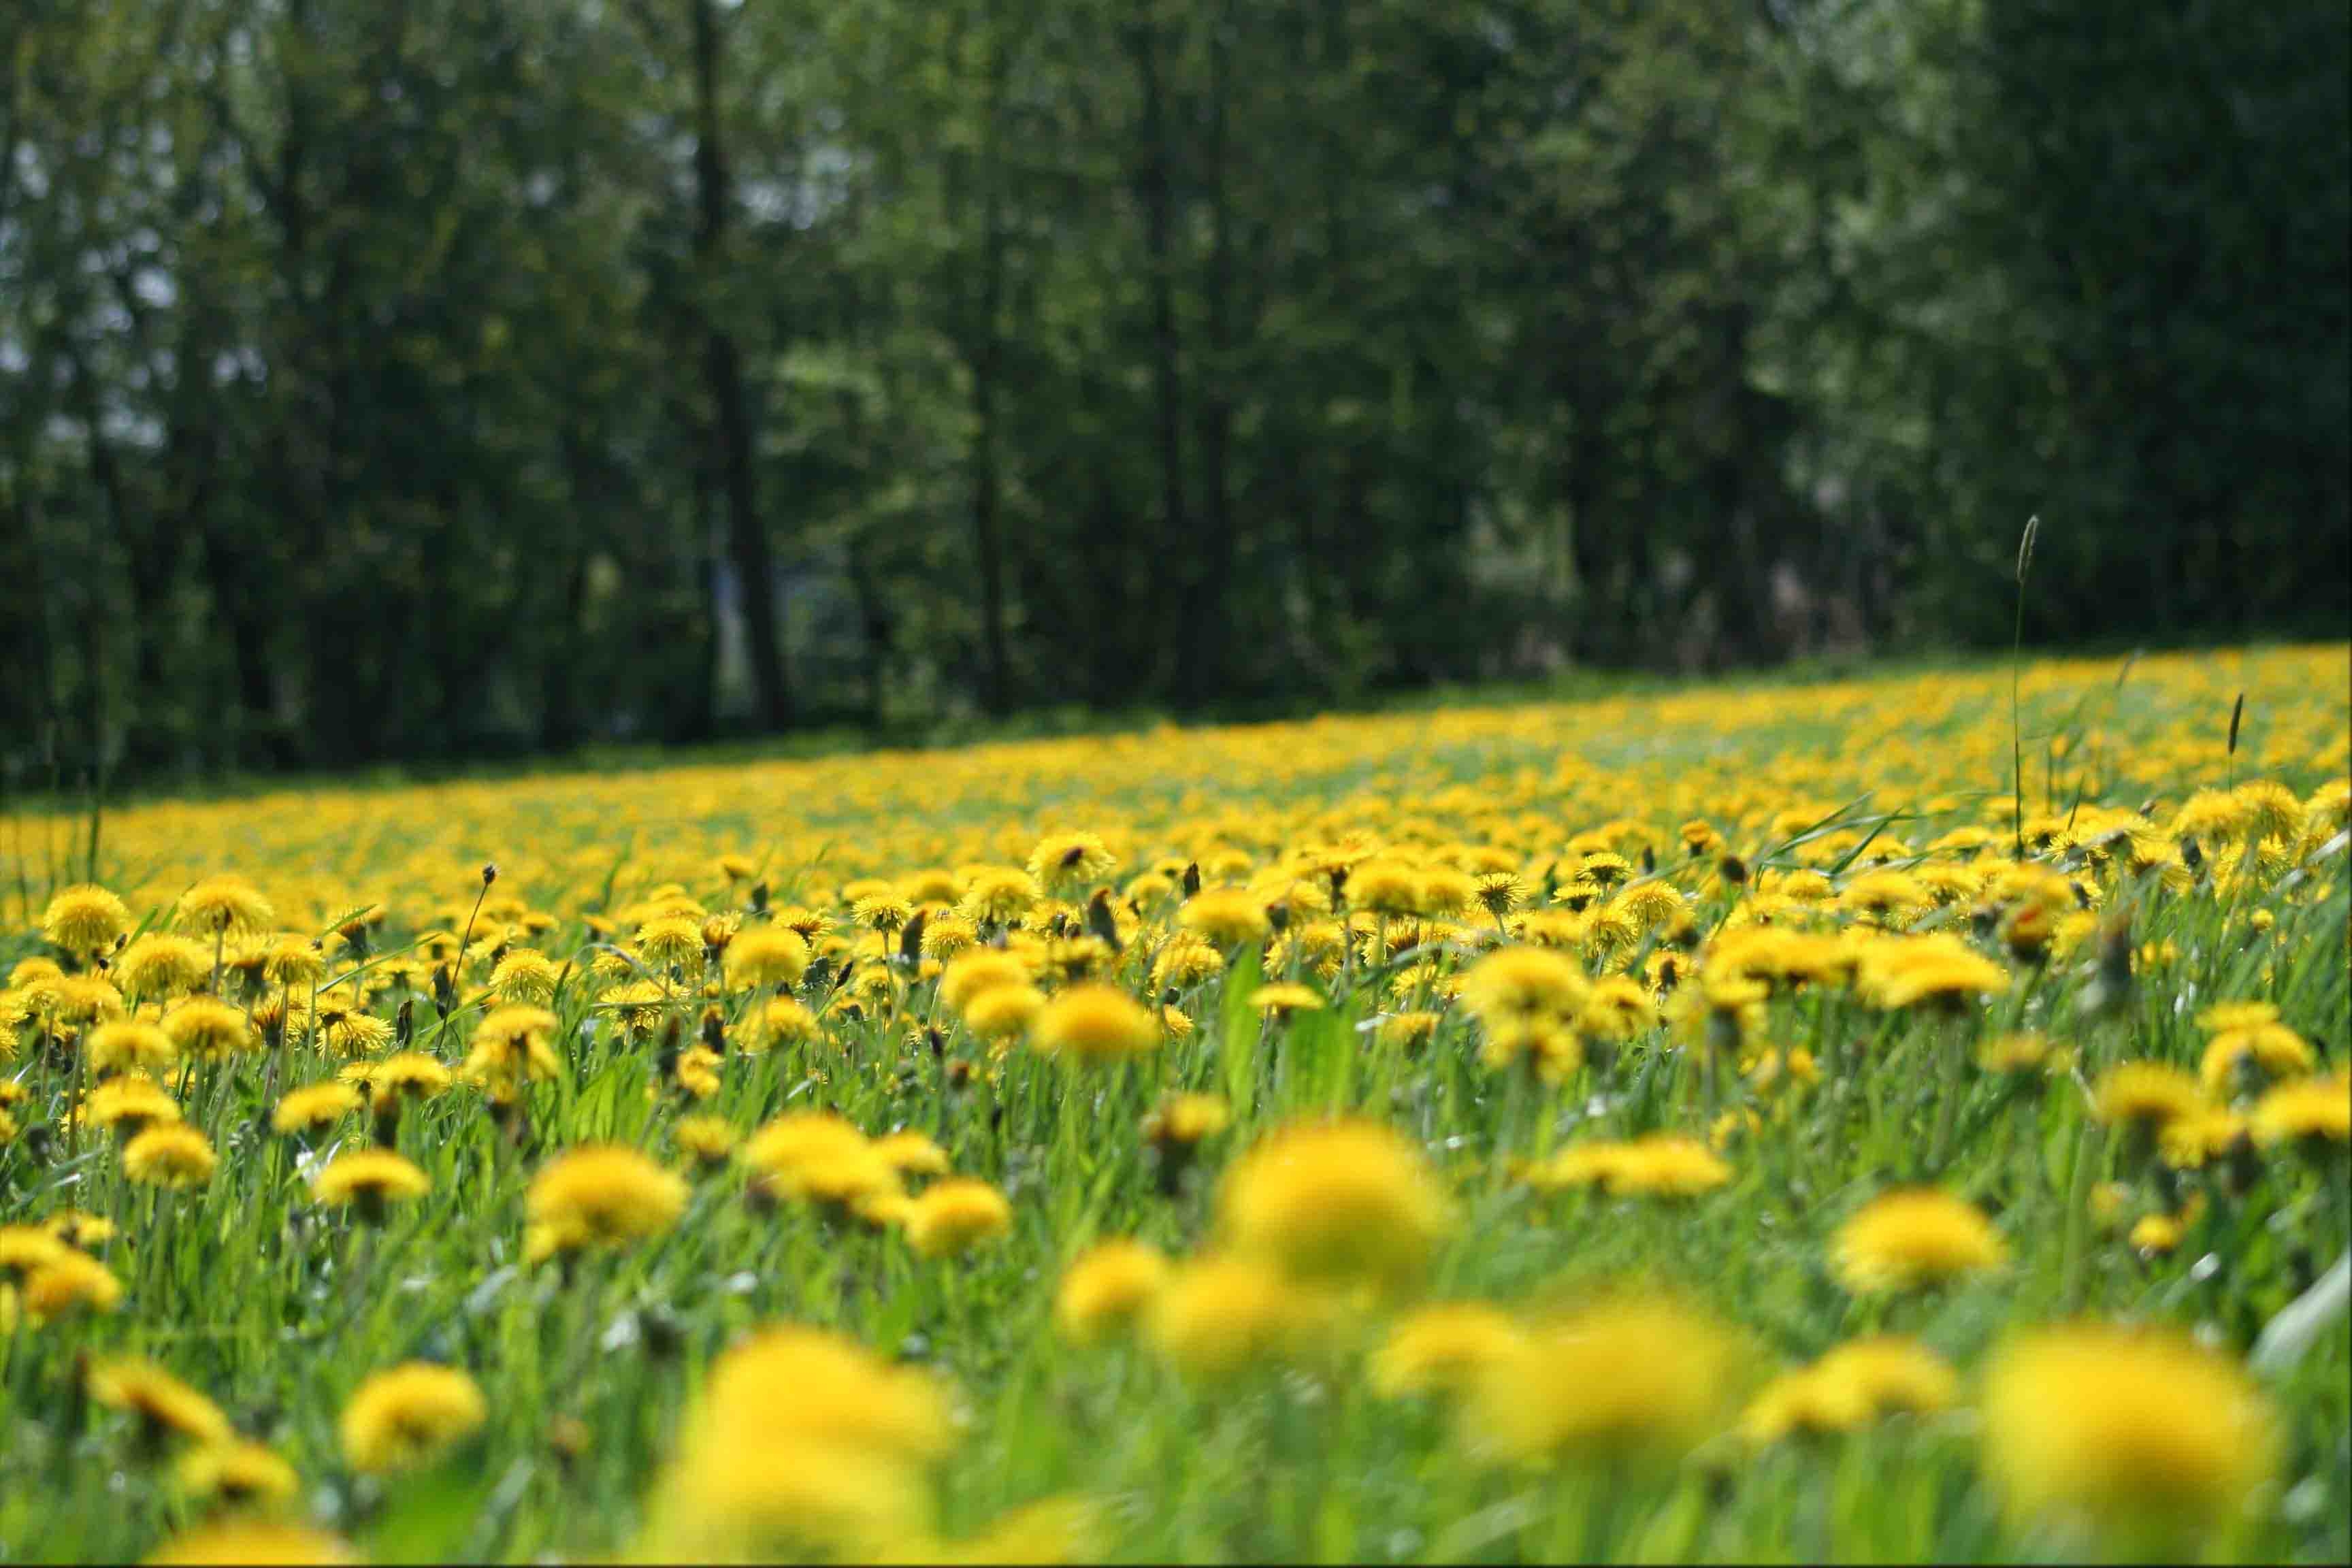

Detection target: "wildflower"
[258, 936, 327, 990]
[872, 1129, 951, 1177]
[902, 1178, 1013, 1258]
[45, 1209, 117, 1250]
[124, 1124, 217, 1189]
[526, 1145, 691, 1253]
[1741, 1337, 1955, 1444]
[2130, 1212, 2186, 1254]
[175, 1440, 301, 1510]
[1055, 1240, 1172, 1345]
[43, 972, 127, 1025]
[86, 1019, 176, 1077]
[316, 1006, 393, 1056]
[1030, 983, 1158, 1062]
[2230, 779, 2304, 843]
[2250, 1073, 2350, 1147]
[1459, 1296, 1743, 1468]
[1028, 832, 1116, 892]
[963, 983, 1046, 1043]
[675, 1043, 722, 1098]
[311, 1149, 432, 1216]
[2159, 1108, 2249, 1171]
[732, 927, 812, 990]
[1473, 872, 1523, 919]
[372, 1051, 453, 1101]
[1838, 869, 1930, 926]
[742, 1112, 901, 1209]
[959, 866, 1041, 926]
[272, 1081, 361, 1135]
[853, 892, 913, 934]
[1179, 887, 1271, 947]
[175, 877, 274, 937]
[1147, 1253, 1335, 1378]
[918, 914, 979, 961]
[162, 998, 252, 1061]
[0, 1224, 67, 1280]
[1854, 934, 2009, 1011]
[19, 1249, 125, 1324]
[1218, 1118, 1452, 1291]
[636, 914, 706, 971]
[1379, 1011, 1441, 1052]
[84, 1073, 183, 1137]
[145, 1523, 358, 1566]
[489, 948, 562, 1005]
[89, 1357, 233, 1446]
[1370, 1303, 1526, 1399]
[939, 950, 1032, 1013]
[340, 1362, 489, 1473]
[2091, 1062, 2205, 1129]
[1982, 1325, 2274, 1547]
[463, 1005, 562, 1094]
[1347, 860, 1423, 917]
[1524, 1134, 1731, 1198]
[2196, 1001, 2314, 1094]
[1977, 1032, 2053, 1075]
[1832, 1189, 2006, 1293]
[674, 1114, 738, 1166]
[1248, 981, 1325, 1018]
[114, 934, 210, 1000]
[932, 1495, 1105, 1567]
[1143, 1092, 1231, 1149]
[642, 1326, 953, 1561]
[44, 884, 132, 956]
[748, 996, 821, 1051]
[1458, 946, 1588, 1068]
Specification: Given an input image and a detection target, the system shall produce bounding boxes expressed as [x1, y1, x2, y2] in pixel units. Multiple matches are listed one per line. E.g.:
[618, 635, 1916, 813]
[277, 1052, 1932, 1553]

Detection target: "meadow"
[1, 644, 2347, 1565]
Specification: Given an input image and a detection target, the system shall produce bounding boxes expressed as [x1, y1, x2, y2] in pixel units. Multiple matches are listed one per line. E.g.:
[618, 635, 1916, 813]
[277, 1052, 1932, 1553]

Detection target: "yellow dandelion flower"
[1147, 1253, 1336, 1379]
[1178, 887, 1271, 947]
[1030, 983, 1158, 1062]
[1982, 1325, 2274, 1546]
[43, 884, 132, 956]
[174, 1440, 301, 1509]
[1217, 1117, 1452, 1291]
[2251, 1073, 2349, 1146]
[340, 1362, 488, 1473]
[144, 1522, 357, 1565]
[175, 877, 274, 937]
[90, 1357, 232, 1444]
[1460, 1296, 1744, 1468]
[1832, 1188, 2006, 1293]
[2091, 1062, 2206, 1128]
[525, 1145, 691, 1252]
[1370, 1303, 1526, 1400]
[902, 1178, 1013, 1258]
[123, 1124, 216, 1189]
[1055, 1240, 1171, 1345]
[310, 1148, 431, 1212]
[272, 1081, 361, 1134]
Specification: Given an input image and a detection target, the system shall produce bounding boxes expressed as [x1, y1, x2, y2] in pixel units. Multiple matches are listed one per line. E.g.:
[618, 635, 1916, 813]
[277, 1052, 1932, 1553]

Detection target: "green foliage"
[0, 0, 2343, 786]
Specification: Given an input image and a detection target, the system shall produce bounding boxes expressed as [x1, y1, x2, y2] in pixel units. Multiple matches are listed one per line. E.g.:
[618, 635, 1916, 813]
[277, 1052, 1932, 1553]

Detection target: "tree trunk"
[968, 11, 1014, 715]
[691, 0, 791, 731]
[1180, 0, 1237, 708]
[1127, 2, 1188, 691]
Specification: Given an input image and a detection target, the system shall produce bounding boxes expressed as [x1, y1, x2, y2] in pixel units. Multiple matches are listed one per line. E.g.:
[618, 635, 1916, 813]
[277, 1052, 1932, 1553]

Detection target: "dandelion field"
[2, 645, 2349, 1565]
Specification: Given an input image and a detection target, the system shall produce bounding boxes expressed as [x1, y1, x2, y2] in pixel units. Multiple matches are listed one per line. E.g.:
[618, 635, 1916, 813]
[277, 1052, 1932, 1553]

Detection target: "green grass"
[0, 649, 2346, 1564]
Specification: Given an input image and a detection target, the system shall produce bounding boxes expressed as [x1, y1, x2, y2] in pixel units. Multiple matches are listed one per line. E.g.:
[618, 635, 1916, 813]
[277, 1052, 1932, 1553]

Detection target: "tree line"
[3, 0, 2345, 781]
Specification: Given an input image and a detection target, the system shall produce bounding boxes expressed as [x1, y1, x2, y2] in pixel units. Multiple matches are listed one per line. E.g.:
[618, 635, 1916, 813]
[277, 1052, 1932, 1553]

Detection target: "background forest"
[3, 0, 2347, 781]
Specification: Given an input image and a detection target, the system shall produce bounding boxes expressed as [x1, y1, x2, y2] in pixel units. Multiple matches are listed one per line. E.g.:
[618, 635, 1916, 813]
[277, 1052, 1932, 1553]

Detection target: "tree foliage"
[2, 0, 2344, 780]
